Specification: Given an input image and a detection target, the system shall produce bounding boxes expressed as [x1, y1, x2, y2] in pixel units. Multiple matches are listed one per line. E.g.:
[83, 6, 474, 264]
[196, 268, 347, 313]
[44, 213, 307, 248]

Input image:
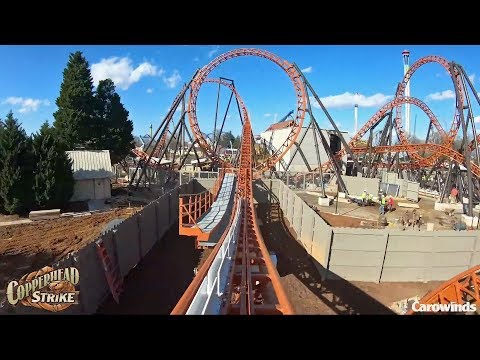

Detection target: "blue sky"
[0, 45, 479, 140]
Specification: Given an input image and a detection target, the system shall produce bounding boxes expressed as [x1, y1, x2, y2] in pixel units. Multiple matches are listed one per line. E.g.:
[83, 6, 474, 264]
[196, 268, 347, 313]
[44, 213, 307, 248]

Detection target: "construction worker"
[368, 193, 373, 206]
[401, 210, 410, 230]
[379, 194, 386, 215]
[411, 209, 420, 230]
[361, 190, 367, 206]
[387, 195, 394, 212]
[450, 186, 458, 204]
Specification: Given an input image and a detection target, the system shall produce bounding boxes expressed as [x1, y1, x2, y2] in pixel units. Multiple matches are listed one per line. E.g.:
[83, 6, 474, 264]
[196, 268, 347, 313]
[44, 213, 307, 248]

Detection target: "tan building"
[66, 150, 114, 202]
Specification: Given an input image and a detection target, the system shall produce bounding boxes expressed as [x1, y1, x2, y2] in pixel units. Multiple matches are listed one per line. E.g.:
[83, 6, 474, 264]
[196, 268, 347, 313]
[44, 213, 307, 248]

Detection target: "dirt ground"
[256, 203, 442, 314]
[319, 212, 380, 228]
[0, 207, 140, 290]
[297, 191, 462, 230]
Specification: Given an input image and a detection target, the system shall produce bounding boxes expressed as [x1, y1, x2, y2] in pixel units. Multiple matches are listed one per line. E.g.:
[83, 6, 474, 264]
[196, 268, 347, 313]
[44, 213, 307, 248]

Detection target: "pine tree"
[53, 51, 95, 149]
[0, 112, 33, 214]
[95, 79, 134, 164]
[32, 121, 74, 210]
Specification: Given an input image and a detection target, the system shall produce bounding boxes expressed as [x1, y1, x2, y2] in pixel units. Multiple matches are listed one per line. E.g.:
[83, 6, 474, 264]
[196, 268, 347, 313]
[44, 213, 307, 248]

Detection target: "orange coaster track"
[318, 55, 479, 175]
[223, 118, 293, 315]
[171, 117, 294, 315]
[406, 265, 480, 315]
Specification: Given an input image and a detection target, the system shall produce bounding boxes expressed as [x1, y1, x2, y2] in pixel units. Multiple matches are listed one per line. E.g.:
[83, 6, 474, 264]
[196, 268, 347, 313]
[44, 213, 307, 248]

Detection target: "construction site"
[1, 47, 480, 315]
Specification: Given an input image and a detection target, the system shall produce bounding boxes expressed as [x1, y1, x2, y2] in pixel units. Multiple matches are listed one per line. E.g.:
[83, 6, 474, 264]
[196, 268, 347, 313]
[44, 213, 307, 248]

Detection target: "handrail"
[172, 187, 240, 314]
[185, 199, 242, 314]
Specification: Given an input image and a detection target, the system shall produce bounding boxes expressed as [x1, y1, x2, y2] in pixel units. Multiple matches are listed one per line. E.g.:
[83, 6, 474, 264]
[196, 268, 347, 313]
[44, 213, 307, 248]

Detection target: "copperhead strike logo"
[6, 266, 80, 312]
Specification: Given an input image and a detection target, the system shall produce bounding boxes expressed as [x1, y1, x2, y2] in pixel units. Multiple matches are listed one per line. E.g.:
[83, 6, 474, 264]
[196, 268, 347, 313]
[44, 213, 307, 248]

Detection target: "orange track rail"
[406, 265, 480, 315]
[317, 55, 476, 174]
[172, 112, 293, 315]
[187, 48, 307, 172]
[223, 118, 293, 315]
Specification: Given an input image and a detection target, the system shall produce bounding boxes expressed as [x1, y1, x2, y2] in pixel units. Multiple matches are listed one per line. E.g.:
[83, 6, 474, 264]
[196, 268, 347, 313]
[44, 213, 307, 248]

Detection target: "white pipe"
[403, 51, 411, 136]
[354, 104, 358, 134]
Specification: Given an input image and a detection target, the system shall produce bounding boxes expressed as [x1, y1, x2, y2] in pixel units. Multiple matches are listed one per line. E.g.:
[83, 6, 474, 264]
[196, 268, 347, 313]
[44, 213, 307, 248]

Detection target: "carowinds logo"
[410, 301, 477, 313]
[6, 266, 80, 312]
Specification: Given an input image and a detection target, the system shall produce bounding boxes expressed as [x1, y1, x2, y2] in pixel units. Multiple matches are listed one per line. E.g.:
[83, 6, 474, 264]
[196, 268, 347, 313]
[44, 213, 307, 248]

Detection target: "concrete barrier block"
[139, 204, 157, 257]
[114, 215, 141, 277]
[329, 250, 385, 267]
[292, 196, 303, 235]
[74, 242, 110, 314]
[286, 192, 294, 223]
[430, 252, 471, 267]
[300, 205, 315, 252]
[470, 252, 480, 266]
[434, 235, 476, 252]
[430, 266, 469, 281]
[311, 225, 332, 267]
[434, 202, 464, 213]
[318, 197, 330, 206]
[384, 252, 431, 267]
[331, 232, 386, 251]
[461, 214, 479, 227]
[387, 234, 432, 252]
[155, 197, 170, 241]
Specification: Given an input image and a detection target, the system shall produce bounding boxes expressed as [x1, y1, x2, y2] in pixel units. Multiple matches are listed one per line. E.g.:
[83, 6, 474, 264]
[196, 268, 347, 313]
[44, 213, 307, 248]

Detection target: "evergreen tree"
[95, 79, 134, 164]
[0, 111, 33, 214]
[32, 121, 74, 210]
[53, 51, 95, 149]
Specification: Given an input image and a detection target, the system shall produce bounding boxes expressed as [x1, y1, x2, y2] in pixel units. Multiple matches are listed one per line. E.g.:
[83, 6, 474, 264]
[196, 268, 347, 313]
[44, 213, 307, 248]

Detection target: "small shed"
[66, 150, 114, 202]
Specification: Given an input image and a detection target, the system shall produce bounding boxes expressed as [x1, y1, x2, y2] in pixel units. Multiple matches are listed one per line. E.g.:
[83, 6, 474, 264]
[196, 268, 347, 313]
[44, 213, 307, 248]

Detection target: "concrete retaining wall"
[263, 179, 480, 283]
[327, 229, 388, 282]
[342, 175, 380, 196]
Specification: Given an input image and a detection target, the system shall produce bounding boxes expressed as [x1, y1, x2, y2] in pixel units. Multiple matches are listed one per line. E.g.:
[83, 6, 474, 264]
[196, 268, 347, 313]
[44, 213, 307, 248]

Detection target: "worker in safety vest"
[361, 190, 367, 206]
[379, 194, 386, 215]
[368, 193, 373, 205]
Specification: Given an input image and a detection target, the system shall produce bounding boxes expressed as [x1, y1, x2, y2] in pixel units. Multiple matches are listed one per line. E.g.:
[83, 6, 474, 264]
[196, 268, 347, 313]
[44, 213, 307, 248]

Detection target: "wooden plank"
[397, 202, 420, 209]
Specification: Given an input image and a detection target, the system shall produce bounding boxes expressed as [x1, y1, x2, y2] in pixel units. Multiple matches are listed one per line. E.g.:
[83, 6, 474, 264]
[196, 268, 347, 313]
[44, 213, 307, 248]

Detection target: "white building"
[66, 150, 114, 202]
[260, 122, 351, 172]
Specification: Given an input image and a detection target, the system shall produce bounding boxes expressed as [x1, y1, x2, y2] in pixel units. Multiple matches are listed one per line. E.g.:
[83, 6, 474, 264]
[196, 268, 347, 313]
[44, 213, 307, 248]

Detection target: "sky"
[0, 45, 479, 141]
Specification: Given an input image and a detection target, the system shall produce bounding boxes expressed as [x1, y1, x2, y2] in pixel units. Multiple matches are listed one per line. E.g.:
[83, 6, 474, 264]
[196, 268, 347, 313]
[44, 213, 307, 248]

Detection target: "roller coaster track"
[172, 116, 293, 315]
[350, 143, 480, 177]
[318, 55, 478, 174]
[406, 265, 480, 315]
[188, 48, 307, 172]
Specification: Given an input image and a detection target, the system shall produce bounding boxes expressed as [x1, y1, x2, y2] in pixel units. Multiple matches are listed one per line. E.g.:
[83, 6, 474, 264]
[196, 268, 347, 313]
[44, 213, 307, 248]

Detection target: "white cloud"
[146, 88, 154, 94]
[193, 57, 199, 62]
[475, 116, 480, 123]
[3, 97, 50, 113]
[310, 92, 393, 109]
[91, 57, 161, 90]
[426, 90, 455, 101]
[301, 66, 313, 74]
[163, 70, 182, 89]
[469, 73, 476, 84]
[264, 113, 272, 117]
[208, 45, 220, 58]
